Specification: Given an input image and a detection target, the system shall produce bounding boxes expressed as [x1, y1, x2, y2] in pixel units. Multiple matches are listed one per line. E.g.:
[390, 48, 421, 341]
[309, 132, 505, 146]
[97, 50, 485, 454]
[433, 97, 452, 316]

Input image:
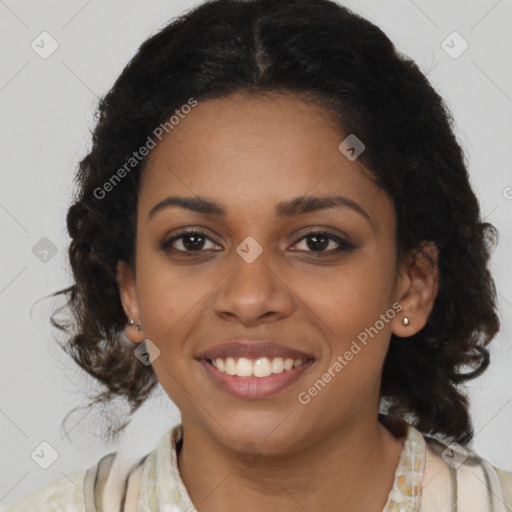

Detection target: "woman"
[4, 0, 511, 510]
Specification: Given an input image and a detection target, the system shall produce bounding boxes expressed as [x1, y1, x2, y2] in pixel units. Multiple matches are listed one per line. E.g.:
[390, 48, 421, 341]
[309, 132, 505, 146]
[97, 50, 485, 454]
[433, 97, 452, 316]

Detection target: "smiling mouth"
[199, 355, 316, 399]
[204, 356, 315, 378]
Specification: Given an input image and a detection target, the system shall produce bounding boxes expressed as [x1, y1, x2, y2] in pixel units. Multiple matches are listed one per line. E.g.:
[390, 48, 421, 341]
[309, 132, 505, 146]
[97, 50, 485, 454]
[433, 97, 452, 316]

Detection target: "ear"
[391, 241, 439, 338]
[115, 260, 145, 343]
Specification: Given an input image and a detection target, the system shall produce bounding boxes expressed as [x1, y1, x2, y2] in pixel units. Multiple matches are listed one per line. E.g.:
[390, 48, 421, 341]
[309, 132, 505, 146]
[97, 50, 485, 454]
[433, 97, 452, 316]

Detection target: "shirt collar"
[138, 421, 425, 512]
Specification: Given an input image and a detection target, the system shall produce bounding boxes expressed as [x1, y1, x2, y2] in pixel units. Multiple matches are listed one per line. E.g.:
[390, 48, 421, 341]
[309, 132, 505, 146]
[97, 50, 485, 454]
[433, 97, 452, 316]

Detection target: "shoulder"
[420, 434, 512, 512]
[2, 427, 176, 512]
[2, 451, 131, 512]
[1, 469, 88, 512]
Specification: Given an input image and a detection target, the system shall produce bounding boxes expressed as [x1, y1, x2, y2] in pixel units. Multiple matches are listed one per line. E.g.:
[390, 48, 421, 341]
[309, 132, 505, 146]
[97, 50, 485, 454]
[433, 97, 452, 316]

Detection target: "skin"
[116, 92, 438, 512]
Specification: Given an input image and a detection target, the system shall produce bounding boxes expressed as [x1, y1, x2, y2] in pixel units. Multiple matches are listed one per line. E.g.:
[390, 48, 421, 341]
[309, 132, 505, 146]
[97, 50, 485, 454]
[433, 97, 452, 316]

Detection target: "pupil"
[308, 234, 328, 251]
[184, 234, 204, 250]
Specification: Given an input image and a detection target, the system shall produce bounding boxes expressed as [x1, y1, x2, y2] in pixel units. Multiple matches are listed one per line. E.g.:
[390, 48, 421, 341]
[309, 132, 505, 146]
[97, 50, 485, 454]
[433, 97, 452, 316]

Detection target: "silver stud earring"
[129, 319, 143, 331]
[402, 317, 410, 326]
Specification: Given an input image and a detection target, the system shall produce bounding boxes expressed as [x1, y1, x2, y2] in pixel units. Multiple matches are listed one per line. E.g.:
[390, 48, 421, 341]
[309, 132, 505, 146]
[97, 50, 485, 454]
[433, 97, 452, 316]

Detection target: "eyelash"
[160, 229, 356, 257]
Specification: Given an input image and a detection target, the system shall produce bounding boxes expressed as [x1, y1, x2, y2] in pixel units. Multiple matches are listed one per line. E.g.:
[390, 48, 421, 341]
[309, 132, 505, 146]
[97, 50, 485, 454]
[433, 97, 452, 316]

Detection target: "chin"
[209, 413, 310, 457]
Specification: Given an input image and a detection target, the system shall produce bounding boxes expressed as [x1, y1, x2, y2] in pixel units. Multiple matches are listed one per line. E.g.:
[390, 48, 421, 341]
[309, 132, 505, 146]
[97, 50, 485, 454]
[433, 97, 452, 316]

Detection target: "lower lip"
[199, 359, 315, 399]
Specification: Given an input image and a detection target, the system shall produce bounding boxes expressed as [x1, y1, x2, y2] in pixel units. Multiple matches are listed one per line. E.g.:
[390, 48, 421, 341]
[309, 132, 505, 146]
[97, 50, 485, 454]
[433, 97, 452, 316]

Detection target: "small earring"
[129, 319, 143, 331]
[402, 317, 410, 326]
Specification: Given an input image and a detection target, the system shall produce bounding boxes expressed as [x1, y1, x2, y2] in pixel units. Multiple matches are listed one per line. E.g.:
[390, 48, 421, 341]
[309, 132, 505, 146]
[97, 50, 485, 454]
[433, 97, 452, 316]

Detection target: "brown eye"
[292, 231, 355, 255]
[161, 230, 219, 253]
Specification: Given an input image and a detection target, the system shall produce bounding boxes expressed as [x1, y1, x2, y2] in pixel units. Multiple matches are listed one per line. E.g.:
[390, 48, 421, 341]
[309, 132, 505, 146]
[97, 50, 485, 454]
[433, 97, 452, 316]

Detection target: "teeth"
[253, 357, 272, 377]
[225, 357, 237, 375]
[271, 357, 284, 373]
[210, 356, 308, 377]
[236, 358, 253, 377]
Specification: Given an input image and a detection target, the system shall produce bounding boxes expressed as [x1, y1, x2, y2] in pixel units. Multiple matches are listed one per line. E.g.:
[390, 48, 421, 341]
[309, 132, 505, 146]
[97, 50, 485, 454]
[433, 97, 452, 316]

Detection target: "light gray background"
[1, 0, 511, 507]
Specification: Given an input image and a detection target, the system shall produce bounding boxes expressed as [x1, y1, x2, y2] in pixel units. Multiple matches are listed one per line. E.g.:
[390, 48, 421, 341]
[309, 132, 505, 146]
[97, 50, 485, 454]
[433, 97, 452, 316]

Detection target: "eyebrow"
[148, 195, 372, 224]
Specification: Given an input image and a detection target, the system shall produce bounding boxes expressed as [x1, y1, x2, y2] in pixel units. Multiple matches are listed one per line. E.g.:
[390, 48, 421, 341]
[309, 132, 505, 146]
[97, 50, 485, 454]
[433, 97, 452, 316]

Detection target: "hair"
[50, 0, 499, 444]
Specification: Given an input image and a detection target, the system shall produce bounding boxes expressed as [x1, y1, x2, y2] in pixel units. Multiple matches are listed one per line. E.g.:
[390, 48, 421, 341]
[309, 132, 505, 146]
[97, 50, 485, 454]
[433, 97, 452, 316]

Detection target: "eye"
[160, 230, 220, 254]
[160, 229, 356, 257]
[291, 231, 355, 255]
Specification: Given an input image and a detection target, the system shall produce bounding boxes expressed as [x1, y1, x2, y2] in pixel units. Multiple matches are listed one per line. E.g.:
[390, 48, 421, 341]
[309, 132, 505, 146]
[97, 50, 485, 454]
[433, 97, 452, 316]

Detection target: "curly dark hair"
[50, 0, 499, 444]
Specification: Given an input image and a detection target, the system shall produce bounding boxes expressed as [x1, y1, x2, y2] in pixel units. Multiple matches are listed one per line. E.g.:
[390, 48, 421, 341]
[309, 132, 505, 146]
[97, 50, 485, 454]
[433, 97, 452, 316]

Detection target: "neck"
[177, 414, 406, 512]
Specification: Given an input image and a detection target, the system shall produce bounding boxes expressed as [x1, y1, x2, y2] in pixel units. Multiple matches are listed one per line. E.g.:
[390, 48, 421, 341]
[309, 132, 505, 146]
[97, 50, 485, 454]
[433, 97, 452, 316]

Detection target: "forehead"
[138, 93, 391, 224]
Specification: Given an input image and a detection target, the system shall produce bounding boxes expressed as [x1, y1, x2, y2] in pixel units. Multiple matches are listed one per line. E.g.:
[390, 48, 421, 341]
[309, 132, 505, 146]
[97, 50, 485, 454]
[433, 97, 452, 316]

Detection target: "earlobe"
[391, 242, 439, 338]
[115, 260, 145, 343]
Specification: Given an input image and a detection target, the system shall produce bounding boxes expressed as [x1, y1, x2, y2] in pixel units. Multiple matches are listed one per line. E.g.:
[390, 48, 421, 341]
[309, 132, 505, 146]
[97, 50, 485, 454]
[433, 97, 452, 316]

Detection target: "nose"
[212, 247, 295, 327]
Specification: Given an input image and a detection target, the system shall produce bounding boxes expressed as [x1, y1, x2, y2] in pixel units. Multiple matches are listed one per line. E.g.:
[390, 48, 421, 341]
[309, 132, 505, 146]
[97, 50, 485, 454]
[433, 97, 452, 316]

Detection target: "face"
[117, 92, 437, 456]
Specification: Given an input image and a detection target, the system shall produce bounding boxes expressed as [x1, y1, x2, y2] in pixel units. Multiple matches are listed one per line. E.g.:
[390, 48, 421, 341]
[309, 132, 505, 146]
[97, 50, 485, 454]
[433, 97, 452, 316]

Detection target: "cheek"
[135, 236, 208, 312]
[134, 255, 203, 353]
[295, 260, 396, 419]
[308, 251, 397, 384]
[134, 261, 201, 406]
[309, 250, 396, 328]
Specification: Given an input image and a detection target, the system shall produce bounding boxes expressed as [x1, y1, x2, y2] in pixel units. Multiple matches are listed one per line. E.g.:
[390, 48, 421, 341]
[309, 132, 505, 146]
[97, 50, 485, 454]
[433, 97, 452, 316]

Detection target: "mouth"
[198, 354, 316, 400]
[196, 340, 317, 399]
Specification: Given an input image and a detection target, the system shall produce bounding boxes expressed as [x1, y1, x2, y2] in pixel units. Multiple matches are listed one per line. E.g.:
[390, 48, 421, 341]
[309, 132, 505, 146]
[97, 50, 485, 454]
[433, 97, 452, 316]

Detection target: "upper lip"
[196, 340, 315, 361]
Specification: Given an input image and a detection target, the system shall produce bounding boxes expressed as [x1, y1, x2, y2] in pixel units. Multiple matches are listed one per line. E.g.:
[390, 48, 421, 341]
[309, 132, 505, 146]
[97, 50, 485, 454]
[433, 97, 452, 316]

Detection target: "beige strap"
[95, 454, 117, 508]
[495, 468, 512, 511]
[83, 451, 148, 512]
[84, 459, 100, 512]
[447, 464, 457, 512]
[121, 461, 145, 512]
[83, 452, 119, 511]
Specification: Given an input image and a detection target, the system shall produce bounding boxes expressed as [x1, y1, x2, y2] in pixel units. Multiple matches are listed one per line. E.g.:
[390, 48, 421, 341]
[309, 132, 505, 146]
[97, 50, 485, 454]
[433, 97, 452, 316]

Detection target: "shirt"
[3, 421, 511, 511]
